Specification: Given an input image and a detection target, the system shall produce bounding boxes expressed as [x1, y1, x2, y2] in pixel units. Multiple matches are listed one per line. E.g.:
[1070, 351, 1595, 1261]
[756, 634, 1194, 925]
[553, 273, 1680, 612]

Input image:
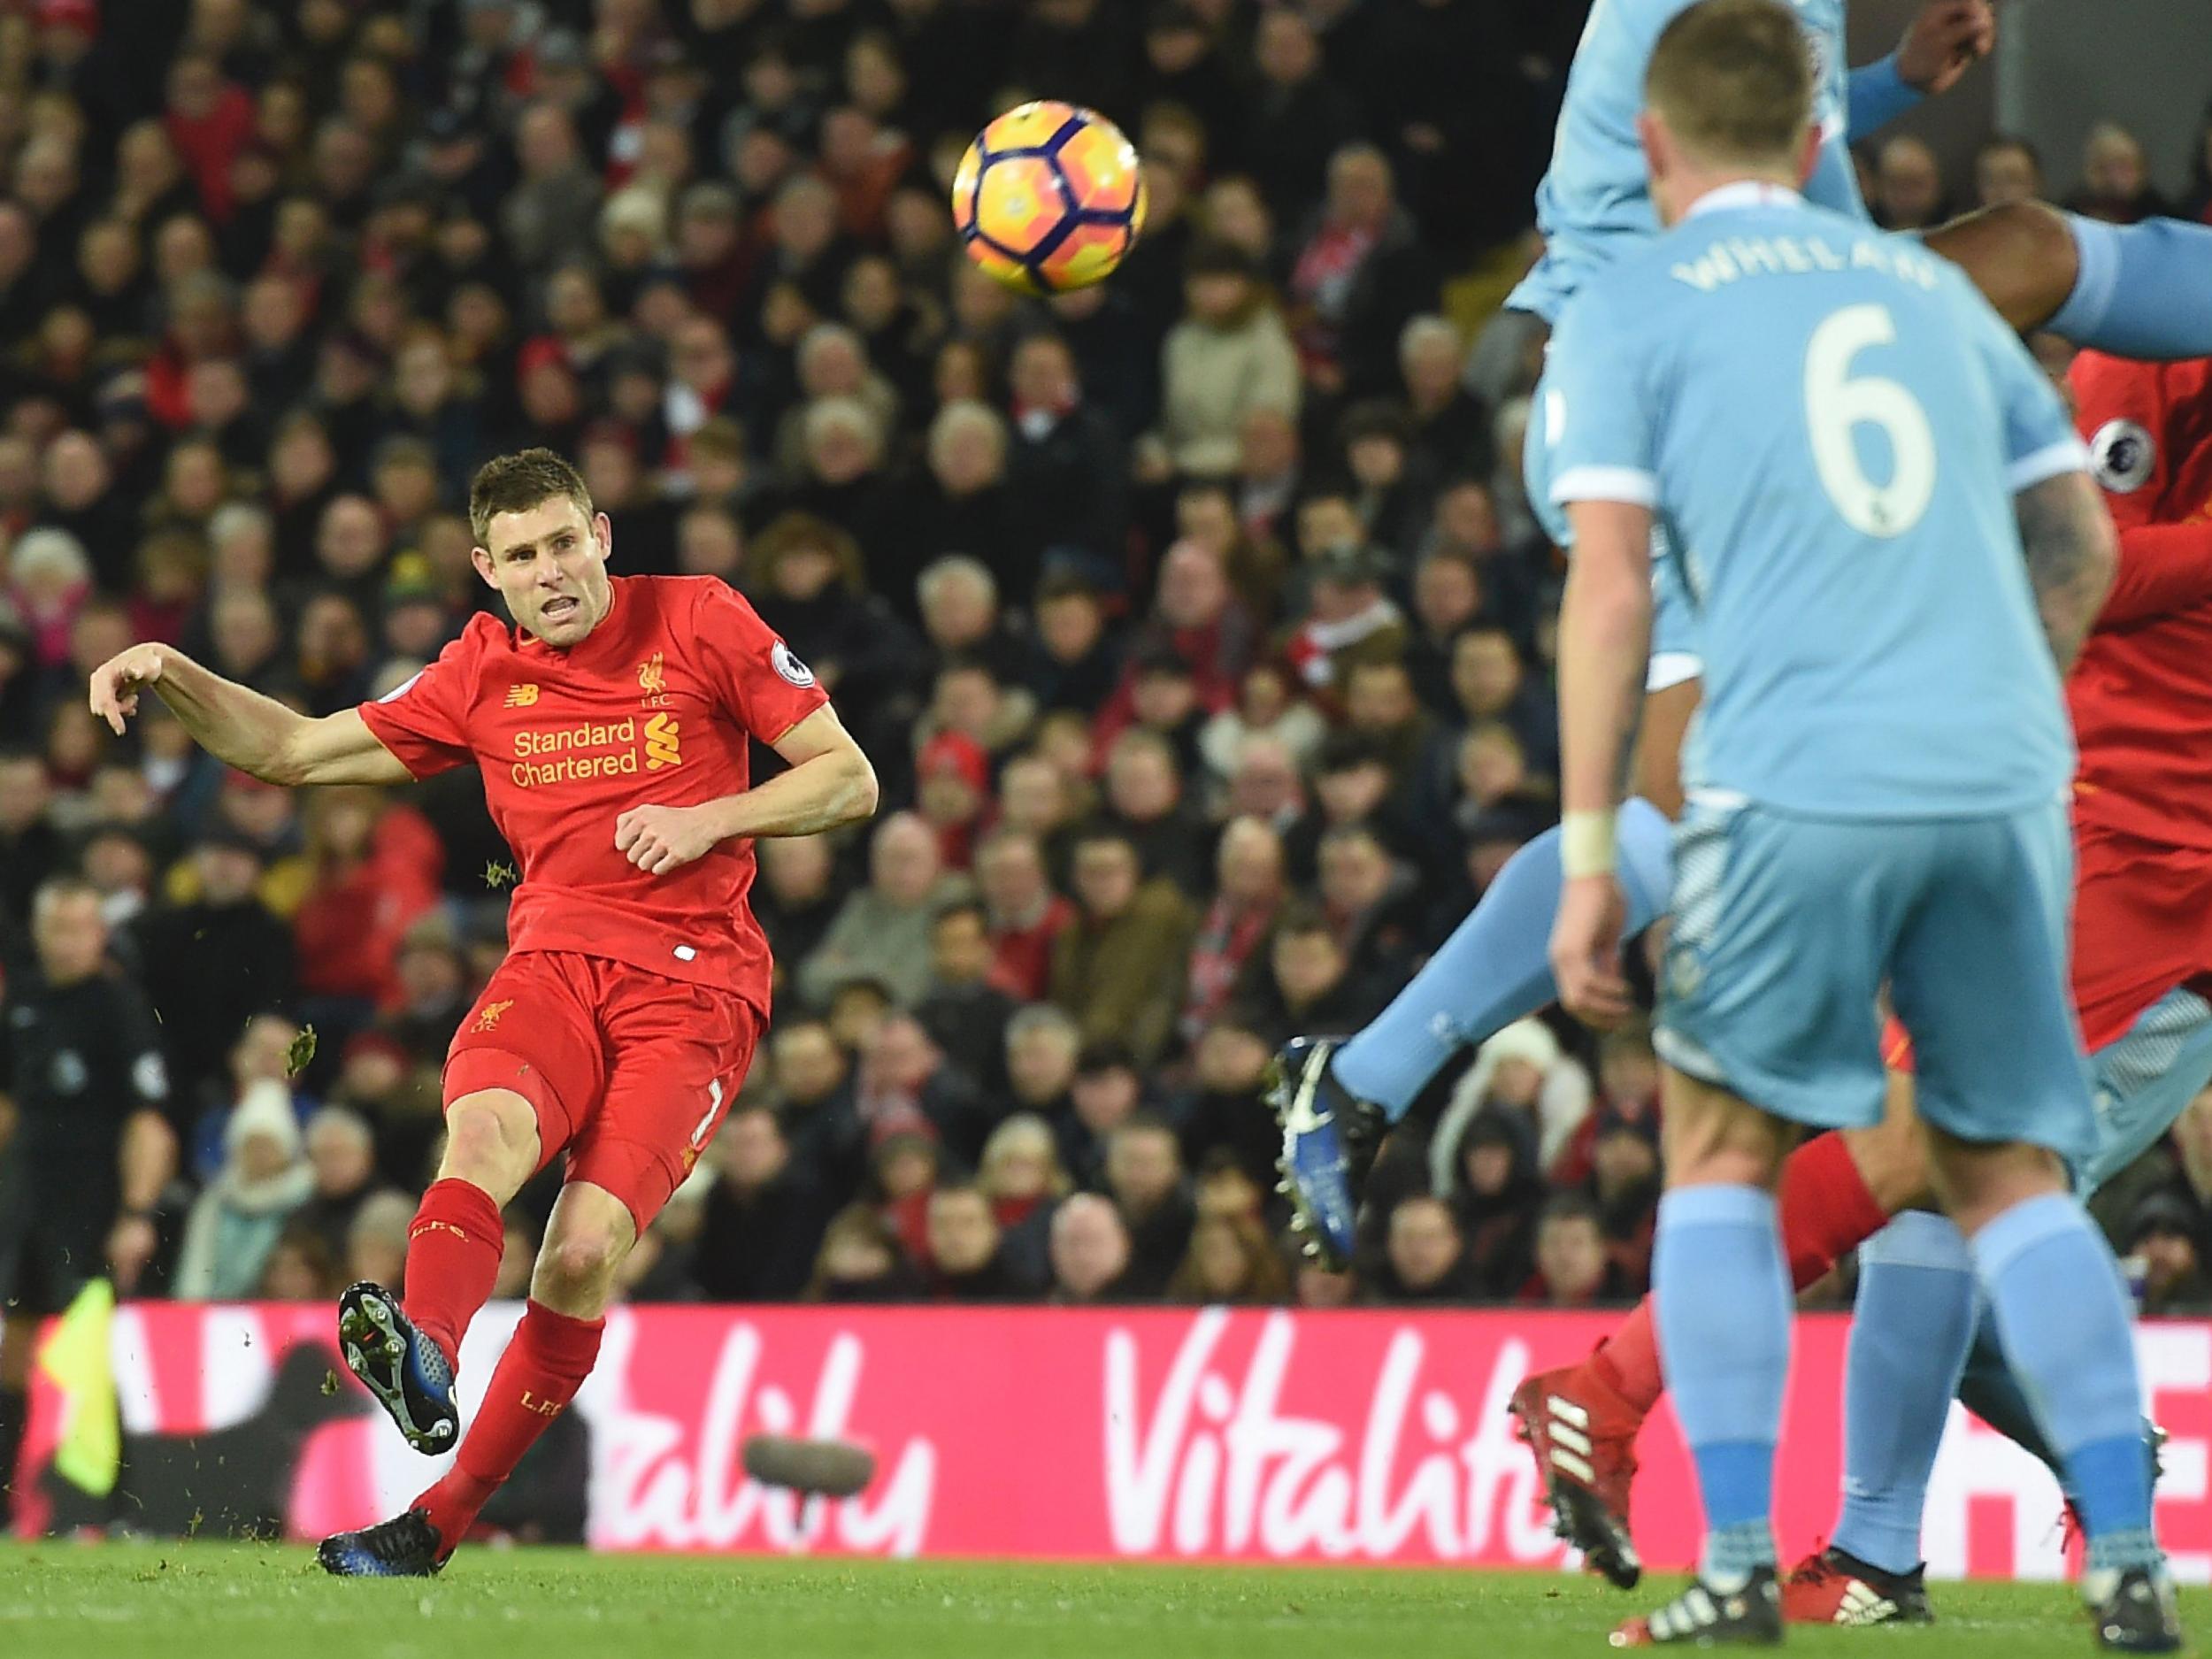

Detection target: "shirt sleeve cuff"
[1552, 465, 1659, 508]
[1847, 54, 1924, 135]
[2007, 435, 2093, 492]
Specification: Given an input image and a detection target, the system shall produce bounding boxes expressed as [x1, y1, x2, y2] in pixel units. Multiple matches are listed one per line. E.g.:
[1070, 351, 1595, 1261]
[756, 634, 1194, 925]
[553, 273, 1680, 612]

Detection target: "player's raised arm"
[615, 703, 879, 876]
[88, 642, 413, 787]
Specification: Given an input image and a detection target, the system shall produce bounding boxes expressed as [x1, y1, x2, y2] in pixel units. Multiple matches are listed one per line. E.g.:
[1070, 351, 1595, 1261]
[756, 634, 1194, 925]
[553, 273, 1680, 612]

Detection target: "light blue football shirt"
[1545, 183, 2088, 819]
[1509, 0, 1892, 325]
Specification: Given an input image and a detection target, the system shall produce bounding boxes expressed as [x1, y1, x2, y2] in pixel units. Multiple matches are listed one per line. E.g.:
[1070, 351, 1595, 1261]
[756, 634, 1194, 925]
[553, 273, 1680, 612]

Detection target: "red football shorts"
[1881, 819, 2212, 1074]
[2069, 819, 2212, 1053]
[442, 949, 764, 1232]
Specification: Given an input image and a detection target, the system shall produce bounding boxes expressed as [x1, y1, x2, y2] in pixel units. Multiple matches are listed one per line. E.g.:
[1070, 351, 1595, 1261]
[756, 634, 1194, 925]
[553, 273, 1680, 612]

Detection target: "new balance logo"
[644, 712, 681, 769]
[504, 684, 540, 707]
[473, 999, 515, 1032]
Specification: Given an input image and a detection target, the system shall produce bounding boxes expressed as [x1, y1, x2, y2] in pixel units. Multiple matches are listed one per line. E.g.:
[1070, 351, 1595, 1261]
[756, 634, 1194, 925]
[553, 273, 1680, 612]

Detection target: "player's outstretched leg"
[1512, 1130, 1892, 1590]
[341, 1087, 535, 1452]
[322, 1181, 626, 1572]
[337, 1282, 458, 1455]
[1270, 798, 1676, 1267]
[1779, 1212, 1974, 1627]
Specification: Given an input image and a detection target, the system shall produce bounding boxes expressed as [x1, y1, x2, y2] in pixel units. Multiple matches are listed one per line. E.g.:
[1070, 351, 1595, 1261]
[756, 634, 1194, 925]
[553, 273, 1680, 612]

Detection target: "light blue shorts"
[1655, 795, 2097, 1164]
[2081, 983, 2212, 1193]
[1528, 358, 1702, 691]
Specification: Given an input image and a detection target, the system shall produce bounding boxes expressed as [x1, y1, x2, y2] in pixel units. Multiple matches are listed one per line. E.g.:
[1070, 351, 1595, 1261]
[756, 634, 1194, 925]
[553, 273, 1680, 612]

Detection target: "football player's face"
[475, 497, 613, 647]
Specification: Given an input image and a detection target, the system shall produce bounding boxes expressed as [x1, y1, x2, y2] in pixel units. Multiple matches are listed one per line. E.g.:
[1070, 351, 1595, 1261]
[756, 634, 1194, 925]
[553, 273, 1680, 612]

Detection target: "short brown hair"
[1645, 0, 1813, 170]
[467, 447, 594, 547]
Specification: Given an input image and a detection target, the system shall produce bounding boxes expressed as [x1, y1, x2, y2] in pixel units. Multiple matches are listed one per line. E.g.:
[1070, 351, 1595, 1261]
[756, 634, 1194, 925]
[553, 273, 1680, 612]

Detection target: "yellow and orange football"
[951, 102, 1147, 296]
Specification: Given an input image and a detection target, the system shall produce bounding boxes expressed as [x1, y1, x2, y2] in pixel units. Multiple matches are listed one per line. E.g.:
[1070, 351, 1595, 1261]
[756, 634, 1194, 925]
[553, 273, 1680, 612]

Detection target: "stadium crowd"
[2, 0, 2210, 1319]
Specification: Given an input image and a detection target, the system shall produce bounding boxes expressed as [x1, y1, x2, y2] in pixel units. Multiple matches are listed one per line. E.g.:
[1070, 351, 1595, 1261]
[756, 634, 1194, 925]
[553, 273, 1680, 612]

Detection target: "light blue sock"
[1972, 1193, 2161, 1573]
[2050, 214, 2212, 361]
[1333, 796, 1673, 1118]
[1654, 1184, 1791, 1581]
[1831, 1213, 1978, 1575]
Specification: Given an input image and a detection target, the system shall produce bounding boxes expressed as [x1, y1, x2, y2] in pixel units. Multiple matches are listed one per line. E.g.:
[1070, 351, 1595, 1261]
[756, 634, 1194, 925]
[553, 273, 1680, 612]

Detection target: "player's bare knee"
[439, 1090, 539, 1195]
[1924, 1132, 2067, 1234]
[532, 1226, 627, 1305]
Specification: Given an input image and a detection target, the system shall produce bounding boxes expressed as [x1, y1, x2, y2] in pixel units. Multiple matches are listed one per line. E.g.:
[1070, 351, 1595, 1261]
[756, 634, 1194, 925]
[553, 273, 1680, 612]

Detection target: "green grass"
[0, 1543, 2201, 1659]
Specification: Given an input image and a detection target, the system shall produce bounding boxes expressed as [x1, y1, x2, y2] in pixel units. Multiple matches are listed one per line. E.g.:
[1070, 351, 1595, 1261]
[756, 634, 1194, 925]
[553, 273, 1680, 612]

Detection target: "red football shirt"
[2066, 352, 2212, 851]
[357, 575, 827, 1011]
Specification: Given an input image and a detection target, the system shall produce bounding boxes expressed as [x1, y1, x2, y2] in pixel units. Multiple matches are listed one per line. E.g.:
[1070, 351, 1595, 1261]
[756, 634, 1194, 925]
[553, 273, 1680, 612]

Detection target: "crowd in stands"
[3, 0, 2210, 1317]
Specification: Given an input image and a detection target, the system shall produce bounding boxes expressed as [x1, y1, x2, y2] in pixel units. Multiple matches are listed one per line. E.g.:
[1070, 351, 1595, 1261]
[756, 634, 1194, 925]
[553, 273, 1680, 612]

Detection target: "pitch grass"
[0, 1542, 2203, 1659]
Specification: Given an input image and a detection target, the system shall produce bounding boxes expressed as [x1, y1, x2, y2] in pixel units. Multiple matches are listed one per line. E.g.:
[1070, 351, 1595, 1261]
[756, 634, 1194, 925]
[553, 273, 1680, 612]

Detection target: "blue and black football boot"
[318, 1508, 447, 1578]
[1265, 1036, 1384, 1271]
[338, 1281, 459, 1454]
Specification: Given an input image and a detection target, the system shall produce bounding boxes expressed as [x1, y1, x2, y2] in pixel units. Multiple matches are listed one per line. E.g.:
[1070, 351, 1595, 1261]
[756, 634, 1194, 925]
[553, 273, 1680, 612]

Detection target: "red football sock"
[1776, 1130, 1891, 1290]
[399, 1178, 506, 1369]
[415, 1300, 603, 1549]
[1589, 1134, 1891, 1416]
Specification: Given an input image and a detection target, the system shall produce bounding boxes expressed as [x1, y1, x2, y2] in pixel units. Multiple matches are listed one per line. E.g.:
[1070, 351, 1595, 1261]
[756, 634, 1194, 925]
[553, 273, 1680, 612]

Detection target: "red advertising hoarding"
[19, 1303, 2212, 1581]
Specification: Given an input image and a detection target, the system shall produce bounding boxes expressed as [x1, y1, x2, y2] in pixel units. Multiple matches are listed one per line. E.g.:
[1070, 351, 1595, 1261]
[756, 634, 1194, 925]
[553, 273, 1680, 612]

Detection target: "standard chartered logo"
[509, 716, 680, 786]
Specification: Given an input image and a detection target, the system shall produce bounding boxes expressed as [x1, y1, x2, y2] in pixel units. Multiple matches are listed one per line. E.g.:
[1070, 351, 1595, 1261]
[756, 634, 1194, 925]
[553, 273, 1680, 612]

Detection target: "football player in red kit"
[1510, 351, 2212, 1623]
[88, 449, 879, 1575]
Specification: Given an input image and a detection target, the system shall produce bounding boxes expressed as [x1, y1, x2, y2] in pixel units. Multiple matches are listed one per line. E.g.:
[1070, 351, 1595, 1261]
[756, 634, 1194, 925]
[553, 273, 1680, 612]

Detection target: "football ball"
[951, 102, 1147, 296]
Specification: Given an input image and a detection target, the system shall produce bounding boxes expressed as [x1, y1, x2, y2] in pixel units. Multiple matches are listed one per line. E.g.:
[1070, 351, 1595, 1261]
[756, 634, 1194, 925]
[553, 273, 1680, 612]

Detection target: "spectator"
[1437, 1017, 1592, 1178]
[173, 1077, 313, 1300]
[978, 1112, 1073, 1233]
[1062, 1041, 1148, 1187]
[1522, 1194, 1635, 1308]
[293, 1105, 380, 1265]
[258, 1224, 340, 1301]
[1975, 135, 2045, 211]
[693, 1103, 832, 1303]
[1025, 571, 1124, 717]
[1181, 816, 1286, 1041]
[1168, 1212, 1293, 1305]
[1048, 1193, 1133, 1305]
[1368, 1194, 1481, 1304]
[2119, 1194, 2212, 1315]
[914, 896, 1019, 1096]
[1103, 1113, 1194, 1298]
[1432, 1102, 1548, 1298]
[1003, 332, 1128, 572]
[2070, 121, 2170, 224]
[1241, 9, 1361, 225]
[975, 827, 1075, 1002]
[924, 1182, 1039, 1302]
[1050, 826, 1197, 1062]
[1235, 902, 1374, 1047]
[1286, 144, 1438, 397]
[808, 1203, 925, 1302]
[913, 401, 1019, 595]
[1153, 240, 1300, 478]
[1099, 727, 1210, 895]
[1002, 1004, 1083, 1125]
[1283, 544, 1408, 700]
[799, 810, 968, 1009]
[1872, 134, 1947, 232]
